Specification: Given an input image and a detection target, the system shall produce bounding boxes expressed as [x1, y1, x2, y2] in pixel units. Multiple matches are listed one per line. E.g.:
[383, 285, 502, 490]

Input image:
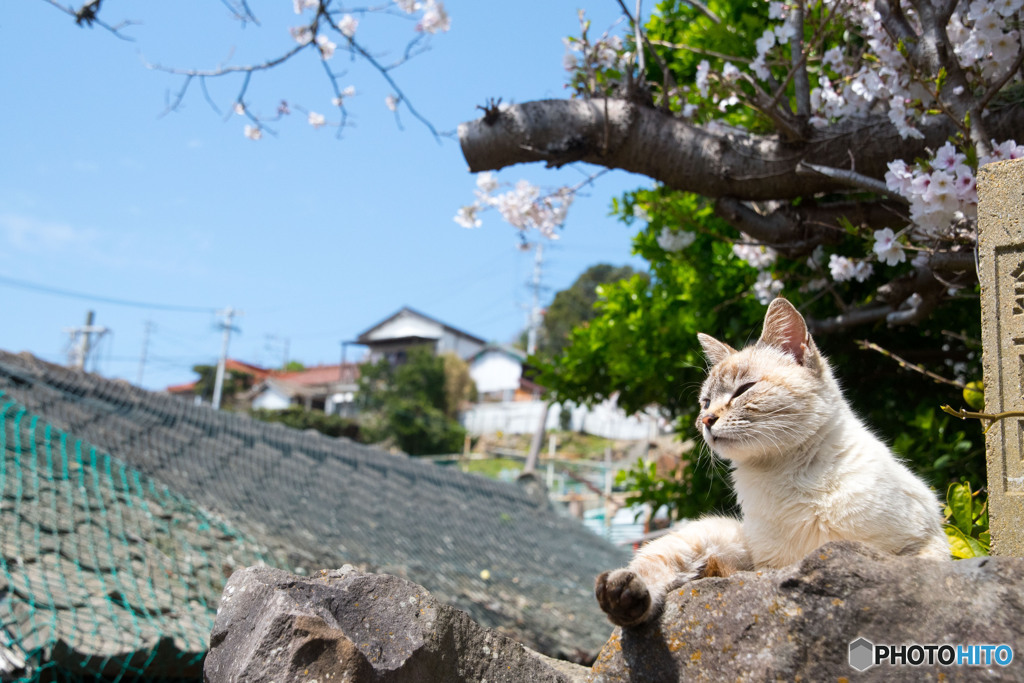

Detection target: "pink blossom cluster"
[455, 173, 573, 238]
[886, 140, 1024, 236]
[733, 239, 782, 304]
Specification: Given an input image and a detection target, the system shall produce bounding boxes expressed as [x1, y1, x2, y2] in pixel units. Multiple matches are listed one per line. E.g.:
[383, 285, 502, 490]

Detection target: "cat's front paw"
[595, 569, 652, 627]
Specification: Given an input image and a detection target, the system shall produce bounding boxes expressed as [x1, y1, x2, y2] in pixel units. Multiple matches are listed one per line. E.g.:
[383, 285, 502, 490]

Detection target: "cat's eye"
[732, 382, 756, 399]
[700, 398, 710, 409]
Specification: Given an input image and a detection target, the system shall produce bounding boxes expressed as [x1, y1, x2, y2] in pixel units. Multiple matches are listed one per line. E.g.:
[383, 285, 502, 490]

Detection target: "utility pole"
[65, 310, 109, 371]
[137, 320, 155, 386]
[526, 241, 544, 355]
[212, 307, 242, 410]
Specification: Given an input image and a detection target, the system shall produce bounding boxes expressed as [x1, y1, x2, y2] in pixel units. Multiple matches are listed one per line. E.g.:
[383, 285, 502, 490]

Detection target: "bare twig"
[978, 47, 1024, 113]
[941, 405, 1024, 433]
[41, 0, 137, 40]
[857, 340, 964, 388]
[796, 162, 904, 199]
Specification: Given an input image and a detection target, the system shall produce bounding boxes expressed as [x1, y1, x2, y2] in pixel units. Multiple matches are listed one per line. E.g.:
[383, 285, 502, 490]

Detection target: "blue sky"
[1, 1, 650, 390]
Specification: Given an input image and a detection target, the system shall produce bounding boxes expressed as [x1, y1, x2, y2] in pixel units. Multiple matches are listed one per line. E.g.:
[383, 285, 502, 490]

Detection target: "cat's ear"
[697, 333, 737, 366]
[759, 298, 818, 368]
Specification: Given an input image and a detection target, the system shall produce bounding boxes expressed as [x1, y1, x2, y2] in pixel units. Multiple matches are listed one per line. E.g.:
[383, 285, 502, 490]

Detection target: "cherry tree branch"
[461, 98, 1024, 200]
[41, 0, 137, 40]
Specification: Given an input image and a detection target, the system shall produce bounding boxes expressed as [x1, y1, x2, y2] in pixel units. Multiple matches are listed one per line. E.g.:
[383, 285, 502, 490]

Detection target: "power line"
[0, 274, 217, 313]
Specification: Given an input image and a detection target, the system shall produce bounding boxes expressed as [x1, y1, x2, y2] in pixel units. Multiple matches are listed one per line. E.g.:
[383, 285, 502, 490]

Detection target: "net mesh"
[0, 394, 279, 681]
[0, 351, 628, 680]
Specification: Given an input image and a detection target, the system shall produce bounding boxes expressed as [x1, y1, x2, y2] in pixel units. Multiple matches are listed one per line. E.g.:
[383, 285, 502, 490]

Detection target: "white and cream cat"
[595, 298, 949, 627]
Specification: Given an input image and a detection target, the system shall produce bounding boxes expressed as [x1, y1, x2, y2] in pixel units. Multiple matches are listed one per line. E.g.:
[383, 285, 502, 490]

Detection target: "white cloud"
[0, 214, 98, 252]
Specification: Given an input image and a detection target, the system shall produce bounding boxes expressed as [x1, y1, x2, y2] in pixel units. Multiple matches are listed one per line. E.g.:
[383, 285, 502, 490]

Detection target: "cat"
[595, 297, 949, 627]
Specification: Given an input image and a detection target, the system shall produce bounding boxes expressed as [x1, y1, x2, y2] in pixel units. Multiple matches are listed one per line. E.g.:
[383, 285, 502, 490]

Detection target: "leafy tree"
[281, 361, 307, 372]
[440, 352, 477, 419]
[454, 0, 1006, 516]
[460, 0, 1014, 335]
[190, 364, 256, 409]
[358, 347, 467, 455]
[534, 189, 984, 518]
[538, 263, 646, 357]
[251, 405, 361, 440]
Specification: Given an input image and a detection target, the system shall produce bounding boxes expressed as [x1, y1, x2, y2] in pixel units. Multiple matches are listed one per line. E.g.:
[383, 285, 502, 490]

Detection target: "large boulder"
[204, 564, 591, 682]
[589, 541, 1024, 681]
[205, 543, 1024, 682]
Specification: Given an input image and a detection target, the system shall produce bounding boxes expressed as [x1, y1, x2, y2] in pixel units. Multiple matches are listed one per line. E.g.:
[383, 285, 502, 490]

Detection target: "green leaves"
[357, 347, 467, 455]
[943, 482, 989, 559]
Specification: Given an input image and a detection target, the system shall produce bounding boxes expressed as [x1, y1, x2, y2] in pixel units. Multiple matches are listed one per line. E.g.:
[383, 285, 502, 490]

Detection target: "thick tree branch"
[714, 197, 906, 254]
[459, 98, 1024, 201]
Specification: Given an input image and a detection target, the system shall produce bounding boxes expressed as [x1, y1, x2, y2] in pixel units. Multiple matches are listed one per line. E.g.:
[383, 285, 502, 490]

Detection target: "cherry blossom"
[338, 14, 358, 38]
[454, 205, 481, 229]
[657, 228, 696, 252]
[829, 255, 873, 283]
[417, 0, 451, 33]
[243, 125, 262, 141]
[753, 271, 784, 305]
[872, 228, 906, 266]
[733, 240, 777, 269]
[316, 35, 336, 60]
[307, 111, 326, 128]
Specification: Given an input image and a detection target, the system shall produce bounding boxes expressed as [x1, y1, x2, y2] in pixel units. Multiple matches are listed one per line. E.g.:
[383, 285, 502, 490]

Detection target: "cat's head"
[695, 298, 837, 464]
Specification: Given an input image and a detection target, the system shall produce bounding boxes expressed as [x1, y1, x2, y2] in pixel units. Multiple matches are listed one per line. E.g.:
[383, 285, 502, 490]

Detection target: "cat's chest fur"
[730, 421, 889, 566]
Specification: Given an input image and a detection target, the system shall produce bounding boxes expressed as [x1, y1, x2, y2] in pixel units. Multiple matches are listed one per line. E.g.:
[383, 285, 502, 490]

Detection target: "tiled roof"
[268, 363, 359, 386]
[0, 351, 627, 675]
[164, 359, 273, 394]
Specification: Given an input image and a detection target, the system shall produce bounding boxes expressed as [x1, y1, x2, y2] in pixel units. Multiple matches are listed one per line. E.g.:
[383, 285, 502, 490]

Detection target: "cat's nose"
[702, 413, 718, 428]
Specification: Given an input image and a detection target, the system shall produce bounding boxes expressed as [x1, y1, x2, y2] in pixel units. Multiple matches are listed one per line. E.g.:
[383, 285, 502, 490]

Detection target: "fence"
[462, 399, 664, 440]
[0, 351, 629, 679]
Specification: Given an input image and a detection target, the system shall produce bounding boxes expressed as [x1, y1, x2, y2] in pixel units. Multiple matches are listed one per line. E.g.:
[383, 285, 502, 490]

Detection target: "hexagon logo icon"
[849, 637, 875, 671]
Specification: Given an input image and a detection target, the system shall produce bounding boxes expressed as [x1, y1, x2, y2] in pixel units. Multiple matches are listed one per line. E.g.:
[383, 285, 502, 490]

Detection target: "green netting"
[0, 393, 277, 682]
[0, 351, 630, 677]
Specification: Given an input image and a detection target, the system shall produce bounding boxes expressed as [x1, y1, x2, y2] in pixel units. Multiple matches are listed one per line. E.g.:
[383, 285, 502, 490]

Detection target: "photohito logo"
[849, 638, 1014, 671]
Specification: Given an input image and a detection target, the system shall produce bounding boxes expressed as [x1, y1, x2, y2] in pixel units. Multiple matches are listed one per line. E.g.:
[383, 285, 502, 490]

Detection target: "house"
[462, 345, 665, 440]
[248, 363, 360, 416]
[356, 307, 486, 364]
[165, 359, 273, 403]
[468, 344, 542, 403]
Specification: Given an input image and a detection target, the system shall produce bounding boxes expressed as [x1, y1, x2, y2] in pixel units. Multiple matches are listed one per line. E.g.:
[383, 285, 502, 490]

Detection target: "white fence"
[460, 399, 664, 440]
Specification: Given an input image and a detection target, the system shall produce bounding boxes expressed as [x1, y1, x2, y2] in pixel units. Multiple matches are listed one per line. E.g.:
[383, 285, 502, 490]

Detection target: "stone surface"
[978, 158, 1024, 557]
[588, 542, 1024, 682]
[205, 565, 592, 683]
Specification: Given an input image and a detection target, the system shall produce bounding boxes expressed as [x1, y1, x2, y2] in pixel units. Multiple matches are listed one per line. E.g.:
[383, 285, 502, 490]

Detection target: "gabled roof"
[356, 307, 486, 346]
[470, 343, 527, 364]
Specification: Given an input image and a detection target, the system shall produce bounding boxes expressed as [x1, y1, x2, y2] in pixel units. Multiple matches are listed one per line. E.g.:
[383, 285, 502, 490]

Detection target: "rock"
[204, 565, 591, 683]
[588, 541, 1024, 682]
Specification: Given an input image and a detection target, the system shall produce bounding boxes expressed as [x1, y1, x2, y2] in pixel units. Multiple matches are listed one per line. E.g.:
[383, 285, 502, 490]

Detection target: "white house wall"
[470, 352, 522, 394]
[438, 330, 485, 360]
[461, 399, 664, 440]
[252, 387, 292, 411]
